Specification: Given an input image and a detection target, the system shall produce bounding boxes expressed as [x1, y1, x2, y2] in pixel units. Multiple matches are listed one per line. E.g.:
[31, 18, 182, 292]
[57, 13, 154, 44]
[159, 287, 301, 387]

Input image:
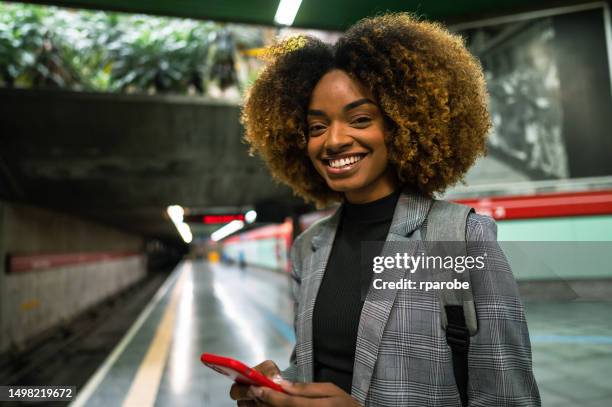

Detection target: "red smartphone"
[200, 353, 285, 393]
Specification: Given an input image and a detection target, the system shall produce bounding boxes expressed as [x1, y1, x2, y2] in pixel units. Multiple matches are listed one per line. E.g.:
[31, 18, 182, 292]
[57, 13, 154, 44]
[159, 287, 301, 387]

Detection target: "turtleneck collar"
[343, 189, 402, 222]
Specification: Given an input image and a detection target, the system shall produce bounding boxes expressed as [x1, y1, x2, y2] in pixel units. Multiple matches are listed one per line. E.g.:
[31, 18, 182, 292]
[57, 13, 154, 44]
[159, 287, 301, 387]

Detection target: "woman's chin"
[326, 179, 365, 195]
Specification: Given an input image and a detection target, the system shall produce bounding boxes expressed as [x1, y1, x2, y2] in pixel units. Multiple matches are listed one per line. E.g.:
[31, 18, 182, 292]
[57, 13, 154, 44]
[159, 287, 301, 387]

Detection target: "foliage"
[0, 2, 265, 96]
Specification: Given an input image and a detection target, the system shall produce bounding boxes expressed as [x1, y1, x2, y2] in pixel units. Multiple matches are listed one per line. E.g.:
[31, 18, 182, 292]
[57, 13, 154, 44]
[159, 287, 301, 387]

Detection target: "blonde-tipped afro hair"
[242, 13, 491, 207]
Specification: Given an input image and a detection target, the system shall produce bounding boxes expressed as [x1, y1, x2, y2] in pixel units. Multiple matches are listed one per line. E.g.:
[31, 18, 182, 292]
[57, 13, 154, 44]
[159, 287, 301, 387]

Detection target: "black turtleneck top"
[312, 189, 401, 394]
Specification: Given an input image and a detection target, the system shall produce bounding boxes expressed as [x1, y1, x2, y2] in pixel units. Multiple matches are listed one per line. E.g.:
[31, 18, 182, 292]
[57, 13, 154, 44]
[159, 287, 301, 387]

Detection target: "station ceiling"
[25, 0, 554, 30]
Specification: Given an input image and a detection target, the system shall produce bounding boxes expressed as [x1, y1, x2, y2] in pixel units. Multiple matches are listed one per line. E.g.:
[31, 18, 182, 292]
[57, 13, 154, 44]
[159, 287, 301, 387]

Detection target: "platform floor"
[71, 261, 612, 406]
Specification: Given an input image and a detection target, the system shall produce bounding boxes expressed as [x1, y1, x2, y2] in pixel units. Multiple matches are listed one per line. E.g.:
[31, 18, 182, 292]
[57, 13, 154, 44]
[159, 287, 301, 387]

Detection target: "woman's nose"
[324, 122, 353, 153]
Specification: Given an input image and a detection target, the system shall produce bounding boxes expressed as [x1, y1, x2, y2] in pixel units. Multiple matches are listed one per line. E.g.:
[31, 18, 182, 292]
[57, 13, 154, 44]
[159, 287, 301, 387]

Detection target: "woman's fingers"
[253, 360, 281, 377]
[229, 360, 282, 401]
[230, 383, 251, 400]
[281, 382, 343, 397]
[252, 386, 307, 407]
[249, 383, 360, 406]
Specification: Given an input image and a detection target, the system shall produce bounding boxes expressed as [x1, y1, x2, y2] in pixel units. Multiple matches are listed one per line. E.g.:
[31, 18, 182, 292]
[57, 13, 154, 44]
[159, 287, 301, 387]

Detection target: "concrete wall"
[0, 200, 146, 353]
[3, 202, 143, 253]
[4, 256, 146, 347]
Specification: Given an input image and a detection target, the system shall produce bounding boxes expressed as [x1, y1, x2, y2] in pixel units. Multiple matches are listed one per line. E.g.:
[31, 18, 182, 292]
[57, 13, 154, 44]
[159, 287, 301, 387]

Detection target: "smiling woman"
[235, 12, 540, 407]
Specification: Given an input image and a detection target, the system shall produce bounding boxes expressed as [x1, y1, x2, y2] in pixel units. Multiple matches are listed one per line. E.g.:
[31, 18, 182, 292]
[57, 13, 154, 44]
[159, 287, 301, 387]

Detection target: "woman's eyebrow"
[307, 98, 376, 117]
[307, 109, 326, 117]
[342, 98, 376, 112]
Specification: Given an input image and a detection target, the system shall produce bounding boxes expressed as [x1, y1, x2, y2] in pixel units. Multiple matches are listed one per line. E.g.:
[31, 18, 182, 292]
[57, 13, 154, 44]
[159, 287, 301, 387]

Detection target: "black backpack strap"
[445, 305, 470, 407]
[424, 200, 476, 407]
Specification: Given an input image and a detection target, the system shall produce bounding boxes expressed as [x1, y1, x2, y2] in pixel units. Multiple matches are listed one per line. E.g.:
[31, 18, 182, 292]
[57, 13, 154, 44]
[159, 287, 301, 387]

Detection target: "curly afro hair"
[242, 13, 491, 207]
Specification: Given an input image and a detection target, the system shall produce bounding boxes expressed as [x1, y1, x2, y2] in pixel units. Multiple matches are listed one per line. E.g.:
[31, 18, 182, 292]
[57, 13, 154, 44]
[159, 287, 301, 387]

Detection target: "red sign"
[9, 251, 140, 273]
[201, 214, 245, 224]
[456, 190, 612, 220]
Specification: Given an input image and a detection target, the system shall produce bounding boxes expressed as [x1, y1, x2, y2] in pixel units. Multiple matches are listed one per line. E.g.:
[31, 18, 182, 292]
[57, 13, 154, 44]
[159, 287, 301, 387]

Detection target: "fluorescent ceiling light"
[167, 205, 184, 224]
[274, 0, 303, 26]
[167, 205, 193, 244]
[211, 220, 245, 242]
[245, 210, 257, 224]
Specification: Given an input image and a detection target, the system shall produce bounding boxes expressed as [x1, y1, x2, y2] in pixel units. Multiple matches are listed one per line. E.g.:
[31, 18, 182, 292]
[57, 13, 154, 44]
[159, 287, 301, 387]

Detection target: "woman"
[230, 13, 540, 406]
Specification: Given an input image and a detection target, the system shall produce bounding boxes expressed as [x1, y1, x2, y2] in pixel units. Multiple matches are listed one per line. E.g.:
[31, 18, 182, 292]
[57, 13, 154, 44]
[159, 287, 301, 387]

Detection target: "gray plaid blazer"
[281, 188, 540, 406]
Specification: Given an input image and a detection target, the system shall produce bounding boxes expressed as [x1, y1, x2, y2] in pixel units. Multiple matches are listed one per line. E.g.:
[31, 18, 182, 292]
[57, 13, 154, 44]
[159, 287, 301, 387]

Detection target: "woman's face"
[307, 69, 397, 204]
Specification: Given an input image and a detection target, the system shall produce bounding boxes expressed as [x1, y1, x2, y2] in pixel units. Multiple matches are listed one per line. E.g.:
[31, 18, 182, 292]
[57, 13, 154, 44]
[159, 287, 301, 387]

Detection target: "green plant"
[0, 2, 267, 96]
[107, 16, 217, 93]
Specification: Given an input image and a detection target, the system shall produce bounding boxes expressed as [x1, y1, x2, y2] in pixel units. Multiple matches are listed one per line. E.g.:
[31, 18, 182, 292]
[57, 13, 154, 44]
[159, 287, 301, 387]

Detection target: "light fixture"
[211, 220, 245, 242]
[167, 205, 193, 244]
[244, 210, 257, 224]
[274, 0, 303, 26]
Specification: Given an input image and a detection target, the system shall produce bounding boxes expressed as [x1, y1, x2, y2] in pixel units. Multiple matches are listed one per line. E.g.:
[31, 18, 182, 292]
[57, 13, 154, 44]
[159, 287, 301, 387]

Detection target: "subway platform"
[71, 261, 294, 407]
[69, 261, 612, 406]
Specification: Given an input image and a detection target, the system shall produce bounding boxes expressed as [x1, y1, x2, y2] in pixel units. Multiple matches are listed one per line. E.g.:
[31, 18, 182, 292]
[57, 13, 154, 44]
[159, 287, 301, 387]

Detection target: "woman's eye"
[308, 124, 326, 133]
[352, 117, 372, 126]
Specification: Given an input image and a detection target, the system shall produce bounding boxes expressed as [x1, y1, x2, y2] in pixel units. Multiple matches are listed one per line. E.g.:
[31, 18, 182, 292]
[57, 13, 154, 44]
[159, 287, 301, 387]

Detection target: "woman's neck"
[344, 168, 399, 204]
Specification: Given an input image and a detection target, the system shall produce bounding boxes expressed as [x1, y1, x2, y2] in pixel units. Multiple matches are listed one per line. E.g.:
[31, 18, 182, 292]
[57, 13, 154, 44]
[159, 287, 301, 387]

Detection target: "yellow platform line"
[122, 267, 188, 407]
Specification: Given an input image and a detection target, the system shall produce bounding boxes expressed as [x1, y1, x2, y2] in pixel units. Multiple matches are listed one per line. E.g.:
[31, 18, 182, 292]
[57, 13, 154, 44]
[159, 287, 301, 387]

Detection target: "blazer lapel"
[296, 205, 342, 382]
[351, 188, 433, 404]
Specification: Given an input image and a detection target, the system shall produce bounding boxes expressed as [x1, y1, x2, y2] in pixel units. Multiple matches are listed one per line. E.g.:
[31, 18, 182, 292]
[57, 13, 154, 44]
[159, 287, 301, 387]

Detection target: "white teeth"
[329, 155, 364, 168]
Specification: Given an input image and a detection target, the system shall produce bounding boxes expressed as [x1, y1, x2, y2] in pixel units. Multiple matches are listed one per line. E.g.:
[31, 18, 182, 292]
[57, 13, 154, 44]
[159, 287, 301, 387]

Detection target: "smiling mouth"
[325, 153, 367, 169]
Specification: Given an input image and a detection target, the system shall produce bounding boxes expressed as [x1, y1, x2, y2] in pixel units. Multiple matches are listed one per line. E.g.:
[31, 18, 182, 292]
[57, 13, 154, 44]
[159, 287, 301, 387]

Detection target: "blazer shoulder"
[291, 210, 337, 254]
[466, 211, 498, 241]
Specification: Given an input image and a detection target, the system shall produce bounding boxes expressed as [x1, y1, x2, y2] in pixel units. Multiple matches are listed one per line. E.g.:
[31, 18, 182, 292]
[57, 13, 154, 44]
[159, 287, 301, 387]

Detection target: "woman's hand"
[229, 360, 282, 406]
[249, 382, 361, 406]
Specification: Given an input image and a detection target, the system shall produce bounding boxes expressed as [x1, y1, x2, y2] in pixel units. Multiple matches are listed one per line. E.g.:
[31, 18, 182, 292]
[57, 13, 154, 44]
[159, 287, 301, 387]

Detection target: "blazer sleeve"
[280, 235, 302, 382]
[465, 213, 541, 406]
